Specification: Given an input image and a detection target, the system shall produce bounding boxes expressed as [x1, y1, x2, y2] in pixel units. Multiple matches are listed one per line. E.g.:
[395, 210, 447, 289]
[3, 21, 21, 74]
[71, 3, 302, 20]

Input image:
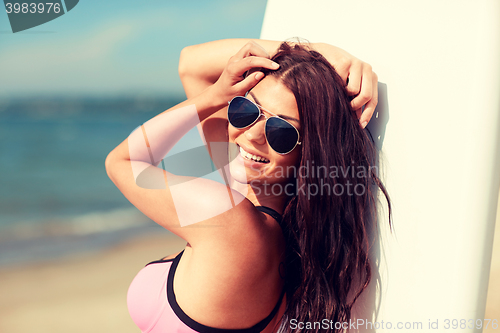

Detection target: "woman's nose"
[244, 118, 267, 145]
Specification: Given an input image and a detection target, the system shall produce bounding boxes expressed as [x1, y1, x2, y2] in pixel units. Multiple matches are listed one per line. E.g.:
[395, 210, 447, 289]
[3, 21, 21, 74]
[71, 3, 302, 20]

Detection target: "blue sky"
[0, 1, 268, 97]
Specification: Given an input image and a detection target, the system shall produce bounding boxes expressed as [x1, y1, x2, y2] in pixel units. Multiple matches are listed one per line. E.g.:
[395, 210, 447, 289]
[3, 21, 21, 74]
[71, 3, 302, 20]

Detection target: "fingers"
[345, 59, 378, 128]
[235, 71, 265, 93]
[355, 108, 362, 120]
[233, 41, 270, 60]
[228, 56, 279, 78]
[229, 41, 279, 77]
[350, 68, 373, 110]
[345, 59, 362, 96]
[213, 42, 279, 102]
[357, 73, 379, 128]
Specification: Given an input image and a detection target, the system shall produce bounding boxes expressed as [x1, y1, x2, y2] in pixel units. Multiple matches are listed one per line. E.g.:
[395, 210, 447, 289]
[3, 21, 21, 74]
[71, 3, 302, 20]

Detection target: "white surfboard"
[261, 1, 500, 332]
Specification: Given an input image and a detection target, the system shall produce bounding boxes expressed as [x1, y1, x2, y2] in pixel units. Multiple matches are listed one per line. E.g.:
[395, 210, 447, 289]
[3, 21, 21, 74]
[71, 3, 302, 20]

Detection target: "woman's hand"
[314, 43, 378, 128]
[209, 41, 280, 107]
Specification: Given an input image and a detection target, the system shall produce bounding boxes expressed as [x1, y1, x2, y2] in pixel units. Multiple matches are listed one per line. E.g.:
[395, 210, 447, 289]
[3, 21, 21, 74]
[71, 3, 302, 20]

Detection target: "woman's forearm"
[179, 39, 281, 82]
[106, 85, 224, 177]
[177, 39, 353, 98]
[103, 85, 247, 233]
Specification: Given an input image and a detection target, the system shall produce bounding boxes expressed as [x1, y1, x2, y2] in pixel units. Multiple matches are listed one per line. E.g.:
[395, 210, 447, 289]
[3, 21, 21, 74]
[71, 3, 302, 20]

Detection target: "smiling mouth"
[239, 145, 270, 163]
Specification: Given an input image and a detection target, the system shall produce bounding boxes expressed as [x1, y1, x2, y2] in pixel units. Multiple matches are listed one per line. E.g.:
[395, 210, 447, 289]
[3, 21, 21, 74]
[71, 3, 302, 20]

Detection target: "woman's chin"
[228, 162, 249, 184]
[230, 164, 272, 188]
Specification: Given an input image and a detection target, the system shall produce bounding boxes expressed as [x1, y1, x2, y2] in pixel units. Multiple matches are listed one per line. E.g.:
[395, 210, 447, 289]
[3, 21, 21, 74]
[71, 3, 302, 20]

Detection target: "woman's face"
[228, 76, 302, 188]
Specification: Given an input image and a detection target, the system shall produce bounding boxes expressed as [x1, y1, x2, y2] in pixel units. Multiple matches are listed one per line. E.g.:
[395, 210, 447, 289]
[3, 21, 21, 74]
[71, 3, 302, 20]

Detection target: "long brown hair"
[262, 42, 392, 333]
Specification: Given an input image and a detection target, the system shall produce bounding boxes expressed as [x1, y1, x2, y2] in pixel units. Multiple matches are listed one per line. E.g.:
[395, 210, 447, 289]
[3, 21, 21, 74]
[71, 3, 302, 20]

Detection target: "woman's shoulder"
[183, 198, 286, 295]
[176, 194, 286, 290]
[175, 184, 280, 245]
[173, 206, 286, 330]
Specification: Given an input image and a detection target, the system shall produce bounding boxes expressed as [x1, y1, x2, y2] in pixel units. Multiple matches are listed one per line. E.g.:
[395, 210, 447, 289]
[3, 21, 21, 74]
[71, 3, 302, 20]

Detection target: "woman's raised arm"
[179, 40, 280, 154]
[179, 39, 378, 127]
[179, 39, 280, 98]
[105, 42, 278, 246]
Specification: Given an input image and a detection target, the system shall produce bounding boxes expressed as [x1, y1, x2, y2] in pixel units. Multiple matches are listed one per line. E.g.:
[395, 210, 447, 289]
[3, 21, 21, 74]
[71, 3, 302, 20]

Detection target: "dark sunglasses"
[227, 96, 301, 155]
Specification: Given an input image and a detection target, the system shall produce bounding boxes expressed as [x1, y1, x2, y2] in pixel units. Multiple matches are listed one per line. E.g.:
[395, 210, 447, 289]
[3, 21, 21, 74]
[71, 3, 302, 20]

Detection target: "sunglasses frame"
[227, 95, 302, 155]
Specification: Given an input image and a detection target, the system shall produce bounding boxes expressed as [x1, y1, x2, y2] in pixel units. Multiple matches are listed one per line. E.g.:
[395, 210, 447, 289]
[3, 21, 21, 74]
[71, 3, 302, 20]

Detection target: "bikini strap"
[167, 250, 285, 332]
[145, 250, 184, 266]
[255, 206, 284, 230]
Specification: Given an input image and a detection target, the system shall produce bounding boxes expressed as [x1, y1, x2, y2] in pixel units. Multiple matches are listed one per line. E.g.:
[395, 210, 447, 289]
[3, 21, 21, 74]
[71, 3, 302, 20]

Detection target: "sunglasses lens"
[266, 117, 299, 154]
[228, 96, 260, 128]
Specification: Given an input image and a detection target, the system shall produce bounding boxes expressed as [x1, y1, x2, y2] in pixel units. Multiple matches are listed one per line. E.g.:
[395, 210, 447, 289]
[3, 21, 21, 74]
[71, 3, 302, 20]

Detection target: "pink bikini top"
[127, 207, 286, 333]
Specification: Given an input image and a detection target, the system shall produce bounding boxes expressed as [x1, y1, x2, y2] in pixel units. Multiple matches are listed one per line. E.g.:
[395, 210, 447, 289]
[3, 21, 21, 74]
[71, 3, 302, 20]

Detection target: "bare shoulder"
[185, 188, 283, 252]
[173, 201, 286, 329]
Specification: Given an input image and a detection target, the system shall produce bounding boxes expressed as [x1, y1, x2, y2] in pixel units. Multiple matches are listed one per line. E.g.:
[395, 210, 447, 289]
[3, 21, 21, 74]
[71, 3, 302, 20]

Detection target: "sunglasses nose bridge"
[251, 107, 269, 126]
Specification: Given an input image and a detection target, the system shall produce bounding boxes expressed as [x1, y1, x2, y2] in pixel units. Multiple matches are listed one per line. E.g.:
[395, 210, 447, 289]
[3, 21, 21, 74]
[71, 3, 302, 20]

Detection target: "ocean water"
[0, 96, 196, 266]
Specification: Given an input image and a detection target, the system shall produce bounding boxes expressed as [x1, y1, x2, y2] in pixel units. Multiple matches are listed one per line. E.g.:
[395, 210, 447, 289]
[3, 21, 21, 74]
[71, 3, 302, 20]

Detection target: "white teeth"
[239, 146, 269, 163]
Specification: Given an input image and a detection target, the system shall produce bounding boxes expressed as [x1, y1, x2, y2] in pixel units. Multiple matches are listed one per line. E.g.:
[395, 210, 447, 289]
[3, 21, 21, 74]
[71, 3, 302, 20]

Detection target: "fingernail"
[361, 121, 368, 128]
[255, 72, 264, 80]
[272, 62, 279, 69]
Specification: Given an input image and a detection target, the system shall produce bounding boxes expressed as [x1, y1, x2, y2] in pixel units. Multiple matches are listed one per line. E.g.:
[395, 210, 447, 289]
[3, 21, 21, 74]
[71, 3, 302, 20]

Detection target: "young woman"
[106, 39, 390, 333]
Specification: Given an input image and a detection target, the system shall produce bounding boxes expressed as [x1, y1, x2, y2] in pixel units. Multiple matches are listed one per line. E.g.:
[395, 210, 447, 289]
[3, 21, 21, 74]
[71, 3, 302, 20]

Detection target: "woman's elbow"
[178, 46, 193, 79]
[105, 151, 118, 183]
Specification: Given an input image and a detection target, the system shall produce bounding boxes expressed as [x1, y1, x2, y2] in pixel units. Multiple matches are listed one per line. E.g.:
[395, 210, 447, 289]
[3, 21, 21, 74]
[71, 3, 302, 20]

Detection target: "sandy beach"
[0, 232, 187, 333]
[1, 196, 499, 333]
